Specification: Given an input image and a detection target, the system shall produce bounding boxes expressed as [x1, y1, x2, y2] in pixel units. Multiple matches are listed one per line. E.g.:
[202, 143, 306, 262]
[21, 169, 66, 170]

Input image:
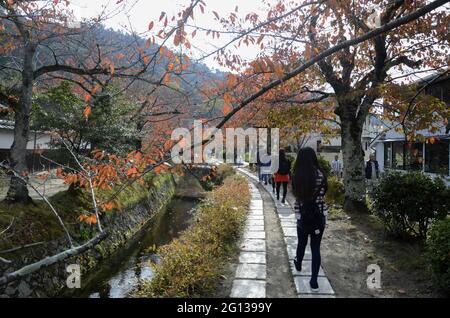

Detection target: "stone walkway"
[233, 168, 335, 298]
[230, 180, 267, 298]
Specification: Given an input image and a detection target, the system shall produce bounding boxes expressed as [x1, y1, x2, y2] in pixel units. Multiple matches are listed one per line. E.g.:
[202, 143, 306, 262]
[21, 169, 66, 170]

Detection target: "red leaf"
[148, 21, 154, 31]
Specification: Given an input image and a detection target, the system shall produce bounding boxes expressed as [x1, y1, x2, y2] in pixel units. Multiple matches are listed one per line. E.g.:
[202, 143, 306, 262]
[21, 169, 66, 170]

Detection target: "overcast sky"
[71, 0, 270, 71]
[71, 0, 448, 81]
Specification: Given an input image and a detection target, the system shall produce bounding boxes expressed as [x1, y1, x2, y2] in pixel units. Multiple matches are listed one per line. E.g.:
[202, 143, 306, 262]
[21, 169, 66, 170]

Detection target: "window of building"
[392, 141, 404, 169]
[405, 142, 423, 171]
[425, 139, 449, 175]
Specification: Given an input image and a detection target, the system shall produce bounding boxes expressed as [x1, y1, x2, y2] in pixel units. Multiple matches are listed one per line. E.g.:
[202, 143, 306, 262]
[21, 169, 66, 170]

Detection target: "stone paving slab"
[286, 245, 312, 261]
[290, 261, 325, 276]
[280, 220, 297, 227]
[244, 231, 266, 239]
[245, 225, 264, 232]
[278, 213, 296, 219]
[298, 294, 336, 298]
[239, 252, 266, 264]
[282, 227, 298, 237]
[230, 280, 266, 298]
[240, 239, 266, 252]
[235, 263, 267, 280]
[247, 215, 264, 220]
[277, 207, 293, 213]
[294, 276, 334, 295]
[246, 219, 264, 227]
[280, 223, 297, 230]
[285, 236, 312, 260]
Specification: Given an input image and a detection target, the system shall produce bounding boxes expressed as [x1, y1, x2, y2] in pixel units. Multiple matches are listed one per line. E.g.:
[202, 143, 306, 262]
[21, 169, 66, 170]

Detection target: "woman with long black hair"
[292, 147, 328, 291]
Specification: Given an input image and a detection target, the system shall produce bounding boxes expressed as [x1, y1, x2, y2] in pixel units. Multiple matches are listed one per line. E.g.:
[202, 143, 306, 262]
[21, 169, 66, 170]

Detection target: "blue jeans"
[296, 216, 325, 285]
[261, 173, 270, 184]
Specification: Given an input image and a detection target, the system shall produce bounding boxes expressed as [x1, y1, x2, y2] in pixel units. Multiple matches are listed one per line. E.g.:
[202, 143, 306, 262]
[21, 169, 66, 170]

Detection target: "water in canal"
[73, 196, 198, 298]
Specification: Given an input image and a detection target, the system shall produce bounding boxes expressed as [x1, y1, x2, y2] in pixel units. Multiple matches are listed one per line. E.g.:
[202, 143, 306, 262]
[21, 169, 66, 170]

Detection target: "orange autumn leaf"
[83, 106, 92, 119]
[87, 215, 97, 225]
[154, 166, 163, 173]
[223, 102, 232, 116]
[126, 167, 138, 177]
[101, 201, 115, 212]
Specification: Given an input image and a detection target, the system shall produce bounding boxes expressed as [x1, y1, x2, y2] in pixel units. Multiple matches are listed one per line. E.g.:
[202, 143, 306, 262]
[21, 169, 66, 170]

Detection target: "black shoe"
[309, 281, 319, 290]
[293, 257, 302, 272]
[281, 199, 285, 204]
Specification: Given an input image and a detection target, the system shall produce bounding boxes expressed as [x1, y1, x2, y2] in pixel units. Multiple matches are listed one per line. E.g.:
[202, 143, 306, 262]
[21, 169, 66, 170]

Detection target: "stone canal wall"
[0, 172, 179, 298]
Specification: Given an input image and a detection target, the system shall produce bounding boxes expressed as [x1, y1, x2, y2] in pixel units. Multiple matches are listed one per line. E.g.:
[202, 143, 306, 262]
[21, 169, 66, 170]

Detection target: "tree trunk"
[339, 111, 368, 213]
[5, 46, 35, 203]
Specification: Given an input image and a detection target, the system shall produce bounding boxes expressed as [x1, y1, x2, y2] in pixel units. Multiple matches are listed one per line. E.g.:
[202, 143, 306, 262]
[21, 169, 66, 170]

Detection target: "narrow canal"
[72, 196, 198, 298]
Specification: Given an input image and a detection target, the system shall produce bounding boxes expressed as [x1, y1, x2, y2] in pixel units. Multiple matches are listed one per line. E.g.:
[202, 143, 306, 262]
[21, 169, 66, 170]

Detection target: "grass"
[136, 175, 251, 298]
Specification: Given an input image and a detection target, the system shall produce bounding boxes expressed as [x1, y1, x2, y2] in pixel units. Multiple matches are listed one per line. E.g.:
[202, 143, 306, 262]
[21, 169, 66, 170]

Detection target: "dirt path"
[0, 171, 68, 201]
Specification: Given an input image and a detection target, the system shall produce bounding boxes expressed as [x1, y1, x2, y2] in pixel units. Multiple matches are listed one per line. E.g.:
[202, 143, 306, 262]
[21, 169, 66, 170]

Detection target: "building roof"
[415, 69, 450, 86]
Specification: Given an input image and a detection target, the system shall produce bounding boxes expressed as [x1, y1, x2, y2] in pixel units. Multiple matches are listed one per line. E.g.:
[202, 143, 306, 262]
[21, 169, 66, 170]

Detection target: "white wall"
[375, 142, 384, 172]
[0, 129, 52, 150]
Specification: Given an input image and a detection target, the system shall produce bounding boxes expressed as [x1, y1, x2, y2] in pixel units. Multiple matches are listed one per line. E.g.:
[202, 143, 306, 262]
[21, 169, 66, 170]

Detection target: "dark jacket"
[365, 160, 379, 179]
[277, 158, 291, 175]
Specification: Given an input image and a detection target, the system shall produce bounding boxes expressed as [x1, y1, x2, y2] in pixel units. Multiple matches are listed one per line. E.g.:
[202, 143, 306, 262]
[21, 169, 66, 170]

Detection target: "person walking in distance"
[292, 147, 328, 291]
[331, 155, 342, 179]
[260, 153, 272, 185]
[365, 153, 379, 194]
[274, 149, 291, 204]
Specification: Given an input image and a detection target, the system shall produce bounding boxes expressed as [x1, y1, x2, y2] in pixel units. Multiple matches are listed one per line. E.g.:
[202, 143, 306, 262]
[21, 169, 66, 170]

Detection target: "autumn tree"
[0, 0, 204, 203]
[189, 0, 449, 211]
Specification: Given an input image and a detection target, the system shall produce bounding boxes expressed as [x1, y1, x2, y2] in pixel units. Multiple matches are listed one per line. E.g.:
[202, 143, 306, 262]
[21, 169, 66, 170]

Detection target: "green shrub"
[372, 171, 449, 238]
[426, 217, 450, 294]
[138, 175, 250, 297]
[325, 176, 345, 205]
[317, 155, 331, 178]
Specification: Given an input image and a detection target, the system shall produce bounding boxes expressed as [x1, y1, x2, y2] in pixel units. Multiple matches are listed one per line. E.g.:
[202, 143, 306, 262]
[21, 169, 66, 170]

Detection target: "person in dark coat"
[365, 153, 379, 192]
